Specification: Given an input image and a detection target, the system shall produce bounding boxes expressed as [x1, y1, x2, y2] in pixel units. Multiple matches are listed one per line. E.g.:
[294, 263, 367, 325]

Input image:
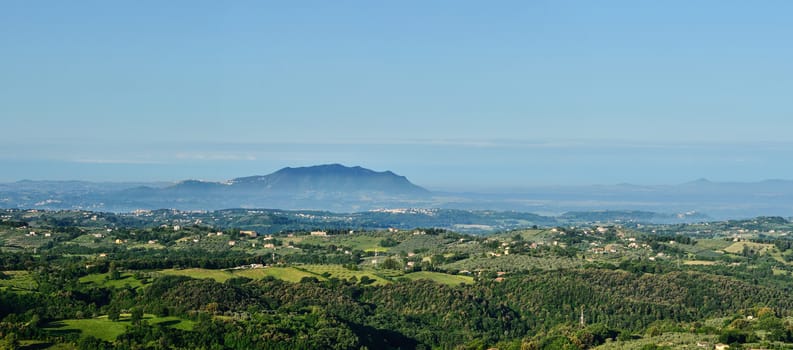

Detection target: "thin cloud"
[71, 158, 167, 165]
[173, 152, 257, 161]
[186, 138, 793, 151]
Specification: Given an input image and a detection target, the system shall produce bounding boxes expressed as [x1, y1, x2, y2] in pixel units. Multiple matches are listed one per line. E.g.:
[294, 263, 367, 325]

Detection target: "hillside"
[4, 210, 793, 348]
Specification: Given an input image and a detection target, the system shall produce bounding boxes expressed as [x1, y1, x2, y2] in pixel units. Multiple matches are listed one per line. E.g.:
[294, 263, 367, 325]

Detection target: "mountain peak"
[273, 163, 373, 176]
[229, 164, 428, 195]
[681, 178, 713, 186]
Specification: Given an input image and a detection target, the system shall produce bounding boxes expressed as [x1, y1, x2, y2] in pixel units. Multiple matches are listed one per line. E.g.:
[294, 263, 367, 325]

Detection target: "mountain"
[112, 164, 430, 211]
[162, 164, 429, 197]
[2, 170, 793, 221]
[225, 164, 429, 195]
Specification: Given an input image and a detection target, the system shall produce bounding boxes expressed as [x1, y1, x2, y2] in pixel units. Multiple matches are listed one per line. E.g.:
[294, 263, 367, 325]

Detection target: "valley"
[3, 209, 793, 349]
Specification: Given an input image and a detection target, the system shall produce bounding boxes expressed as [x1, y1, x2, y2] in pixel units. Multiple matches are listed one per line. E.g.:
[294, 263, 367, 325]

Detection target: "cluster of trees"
[6, 263, 793, 349]
[0, 219, 27, 228]
[6, 210, 793, 348]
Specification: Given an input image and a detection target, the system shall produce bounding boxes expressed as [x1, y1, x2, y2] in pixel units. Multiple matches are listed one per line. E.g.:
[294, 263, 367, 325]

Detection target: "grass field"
[593, 332, 716, 350]
[498, 229, 552, 242]
[232, 267, 320, 283]
[158, 266, 324, 283]
[443, 254, 583, 272]
[0, 270, 37, 291]
[298, 264, 391, 285]
[297, 235, 388, 252]
[723, 241, 775, 254]
[723, 241, 785, 263]
[683, 260, 717, 266]
[45, 314, 194, 341]
[20, 340, 59, 349]
[693, 238, 733, 251]
[79, 272, 146, 289]
[401, 271, 474, 286]
[128, 242, 166, 250]
[159, 265, 391, 285]
[392, 235, 452, 255]
[159, 268, 236, 282]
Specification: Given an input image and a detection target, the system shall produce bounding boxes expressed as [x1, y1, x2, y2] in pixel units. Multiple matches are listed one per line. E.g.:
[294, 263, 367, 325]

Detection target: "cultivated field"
[723, 241, 776, 254]
[158, 268, 238, 283]
[295, 234, 389, 252]
[158, 266, 325, 283]
[401, 271, 474, 286]
[593, 332, 716, 350]
[232, 267, 320, 283]
[297, 264, 390, 285]
[79, 272, 146, 289]
[0, 270, 37, 291]
[45, 314, 194, 341]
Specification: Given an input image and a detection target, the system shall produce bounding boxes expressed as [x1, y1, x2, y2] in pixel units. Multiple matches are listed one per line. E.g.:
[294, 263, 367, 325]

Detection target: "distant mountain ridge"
[1, 167, 793, 220]
[115, 164, 431, 211]
[224, 164, 429, 195]
[166, 164, 429, 196]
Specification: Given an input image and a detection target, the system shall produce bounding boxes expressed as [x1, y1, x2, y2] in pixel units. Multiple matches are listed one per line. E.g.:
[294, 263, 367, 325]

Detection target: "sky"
[1, 1, 792, 189]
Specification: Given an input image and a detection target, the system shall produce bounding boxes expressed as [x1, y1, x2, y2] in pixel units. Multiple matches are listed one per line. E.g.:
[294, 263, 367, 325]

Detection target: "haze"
[2, 1, 792, 189]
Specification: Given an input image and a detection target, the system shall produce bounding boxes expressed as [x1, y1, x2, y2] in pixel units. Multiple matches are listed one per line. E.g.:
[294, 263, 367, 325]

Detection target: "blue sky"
[1, 1, 792, 188]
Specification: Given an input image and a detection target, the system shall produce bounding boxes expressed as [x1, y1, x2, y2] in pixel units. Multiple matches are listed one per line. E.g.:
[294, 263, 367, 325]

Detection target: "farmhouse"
[240, 230, 258, 238]
[311, 231, 327, 237]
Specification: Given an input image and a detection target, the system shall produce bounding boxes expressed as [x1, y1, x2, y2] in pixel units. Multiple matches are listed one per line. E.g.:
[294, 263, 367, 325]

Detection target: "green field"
[46, 314, 194, 341]
[692, 238, 732, 251]
[402, 271, 474, 286]
[508, 229, 548, 240]
[723, 241, 775, 254]
[722, 241, 786, 263]
[492, 229, 552, 242]
[392, 234, 455, 255]
[683, 260, 717, 266]
[0, 270, 37, 291]
[443, 254, 583, 272]
[159, 268, 237, 282]
[233, 267, 320, 283]
[297, 234, 389, 252]
[593, 332, 716, 350]
[79, 272, 146, 289]
[158, 265, 393, 285]
[298, 264, 391, 285]
[159, 266, 324, 283]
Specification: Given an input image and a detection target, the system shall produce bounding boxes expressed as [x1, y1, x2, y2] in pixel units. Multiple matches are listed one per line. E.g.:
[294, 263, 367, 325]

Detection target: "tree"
[108, 308, 120, 322]
[1, 332, 19, 350]
[109, 262, 121, 280]
[381, 258, 402, 270]
[379, 238, 398, 247]
[130, 307, 143, 325]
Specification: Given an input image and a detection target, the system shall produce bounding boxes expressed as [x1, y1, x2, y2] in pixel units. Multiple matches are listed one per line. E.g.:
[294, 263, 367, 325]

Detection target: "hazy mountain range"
[1, 164, 792, 221]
